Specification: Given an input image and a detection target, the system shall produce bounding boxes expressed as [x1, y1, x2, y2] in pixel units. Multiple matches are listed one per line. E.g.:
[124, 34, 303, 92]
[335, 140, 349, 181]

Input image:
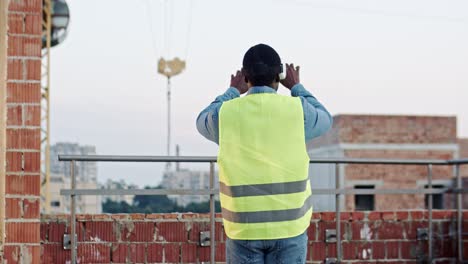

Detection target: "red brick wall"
[459, 139, 468, 158]
[307, 115, 460, 211]
[2, 0, 42, 263]
[0, 1, 7, 262]
[459, 138, 468, 177]
[455, 138, 468, 211]
[344, 149, 454, 211]
[309, 115, 457, 148]
[39, 211, 466, 263]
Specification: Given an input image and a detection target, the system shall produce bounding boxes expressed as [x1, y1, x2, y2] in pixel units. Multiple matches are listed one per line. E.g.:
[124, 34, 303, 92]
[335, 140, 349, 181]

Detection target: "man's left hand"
[230, 70, 249, 94]
[280, 63, 300, 90]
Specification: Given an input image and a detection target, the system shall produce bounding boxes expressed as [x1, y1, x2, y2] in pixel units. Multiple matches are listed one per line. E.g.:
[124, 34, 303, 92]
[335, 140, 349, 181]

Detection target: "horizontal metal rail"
[60, 187, 468, 196]
[62, 188, 215, 196]
[59, 155, 217, 163]
[59, 155, 450, 165]
[448, 158, 468, 164]
[59, 155, 467, 264]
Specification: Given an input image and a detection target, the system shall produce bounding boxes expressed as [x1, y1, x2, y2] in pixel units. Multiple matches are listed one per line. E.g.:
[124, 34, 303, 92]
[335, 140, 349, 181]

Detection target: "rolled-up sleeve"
[291, 84, 333, 142]
[196, 87, 240, 144]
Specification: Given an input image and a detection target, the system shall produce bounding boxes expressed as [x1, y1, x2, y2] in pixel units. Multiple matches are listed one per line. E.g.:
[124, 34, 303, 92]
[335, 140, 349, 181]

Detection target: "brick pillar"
[1, 0, 42, 263]
[1, 1, 8, 263]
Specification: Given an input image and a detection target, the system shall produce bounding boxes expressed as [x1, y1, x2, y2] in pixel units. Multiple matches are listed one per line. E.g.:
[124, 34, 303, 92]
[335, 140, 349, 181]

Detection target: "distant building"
[49, 142, 101, 213]
[308, 115, 465, 211]
[160, 167, 219, 207]
[100, 179, 138, 205]
[51, 143, 97, 182]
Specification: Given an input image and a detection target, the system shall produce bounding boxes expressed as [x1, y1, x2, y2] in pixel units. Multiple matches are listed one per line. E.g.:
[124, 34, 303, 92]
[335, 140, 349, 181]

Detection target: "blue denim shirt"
[196, 84, 333, 144]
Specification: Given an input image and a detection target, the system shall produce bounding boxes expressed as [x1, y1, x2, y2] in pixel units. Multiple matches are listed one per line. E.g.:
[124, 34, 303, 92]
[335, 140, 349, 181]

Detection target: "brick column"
[1, 0, 42, 263]
[1, 1, 9, 263]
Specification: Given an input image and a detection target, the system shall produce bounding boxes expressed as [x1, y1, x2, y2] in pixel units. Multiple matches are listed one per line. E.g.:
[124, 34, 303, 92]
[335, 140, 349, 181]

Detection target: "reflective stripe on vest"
[222, 194, 313, 223]
[218, 93, 311, 240]
[219, 179, 309, 197]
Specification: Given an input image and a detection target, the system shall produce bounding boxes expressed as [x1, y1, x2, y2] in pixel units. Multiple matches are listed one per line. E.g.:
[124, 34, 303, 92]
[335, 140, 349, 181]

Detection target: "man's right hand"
[230, 70, 249, 94]
[280, 63, 300, 90]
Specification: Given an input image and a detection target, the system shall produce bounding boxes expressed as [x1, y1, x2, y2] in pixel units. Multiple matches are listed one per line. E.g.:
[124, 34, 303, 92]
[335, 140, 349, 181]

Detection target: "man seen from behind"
[196, 44, 333, 263]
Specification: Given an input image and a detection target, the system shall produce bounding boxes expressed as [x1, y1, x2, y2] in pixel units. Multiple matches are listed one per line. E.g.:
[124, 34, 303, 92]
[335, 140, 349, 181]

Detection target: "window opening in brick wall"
[425, 184, 445, 209]
[354, 185, 375, 211]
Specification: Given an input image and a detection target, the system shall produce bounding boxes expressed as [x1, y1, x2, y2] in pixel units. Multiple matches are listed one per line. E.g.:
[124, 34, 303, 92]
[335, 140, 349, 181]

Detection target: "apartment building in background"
[160, 167, 219, 207]
[49, 142, 102, 213]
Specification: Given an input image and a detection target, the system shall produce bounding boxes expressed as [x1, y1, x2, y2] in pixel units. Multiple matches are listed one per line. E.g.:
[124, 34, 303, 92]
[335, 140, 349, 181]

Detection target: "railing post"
[70, 160, 77, 264]
[427, 164, 433, 263]
[335, 163, 341, 262]
[209, 162, 216, 264]
[455, 164, 463, 262]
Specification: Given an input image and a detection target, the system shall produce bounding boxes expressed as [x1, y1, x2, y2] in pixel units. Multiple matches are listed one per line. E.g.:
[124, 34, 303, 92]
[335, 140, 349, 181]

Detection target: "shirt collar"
[247, 86, 277, 95]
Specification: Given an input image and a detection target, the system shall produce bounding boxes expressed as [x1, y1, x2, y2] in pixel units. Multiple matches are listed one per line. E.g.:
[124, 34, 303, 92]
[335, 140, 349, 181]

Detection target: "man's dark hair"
[242, 44, 282, 86]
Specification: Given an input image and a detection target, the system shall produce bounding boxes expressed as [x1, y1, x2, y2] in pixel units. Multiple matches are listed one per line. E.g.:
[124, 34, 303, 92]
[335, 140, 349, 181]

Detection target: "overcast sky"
[50, 0, 468, 187]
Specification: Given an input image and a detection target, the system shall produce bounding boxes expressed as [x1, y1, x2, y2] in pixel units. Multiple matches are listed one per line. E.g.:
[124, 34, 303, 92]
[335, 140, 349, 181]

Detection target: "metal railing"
[58, 155, 468, 264]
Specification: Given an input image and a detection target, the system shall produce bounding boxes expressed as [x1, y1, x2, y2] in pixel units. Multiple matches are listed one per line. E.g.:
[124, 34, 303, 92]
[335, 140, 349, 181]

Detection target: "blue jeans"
[226, 232, 308, 264]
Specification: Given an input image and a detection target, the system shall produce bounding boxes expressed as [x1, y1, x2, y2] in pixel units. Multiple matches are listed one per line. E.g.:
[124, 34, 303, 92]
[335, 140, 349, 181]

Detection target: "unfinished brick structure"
[39, 211, 466, 263]
[458, 138, 468, 208]
[459, 138, 468, 178]
[1, 0, 42, 263]
[308, 115, 462, 211]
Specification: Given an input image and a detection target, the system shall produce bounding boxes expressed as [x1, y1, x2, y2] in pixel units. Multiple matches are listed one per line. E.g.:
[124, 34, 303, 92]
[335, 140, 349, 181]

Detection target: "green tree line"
[102, 186, 221, 214]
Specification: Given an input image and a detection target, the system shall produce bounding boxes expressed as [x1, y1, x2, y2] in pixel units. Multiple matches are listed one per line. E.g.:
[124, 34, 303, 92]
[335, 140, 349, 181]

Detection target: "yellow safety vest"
[218, 93, 312, 240]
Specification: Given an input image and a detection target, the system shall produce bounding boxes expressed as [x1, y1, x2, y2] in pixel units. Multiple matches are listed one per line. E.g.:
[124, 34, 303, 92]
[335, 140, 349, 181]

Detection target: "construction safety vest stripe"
[221, 194, 313, 223]
[219, 179, 308, 197]
[223, 209, 313, 240]
[218, 93, 311, 240]
[219, 183, 311, 212]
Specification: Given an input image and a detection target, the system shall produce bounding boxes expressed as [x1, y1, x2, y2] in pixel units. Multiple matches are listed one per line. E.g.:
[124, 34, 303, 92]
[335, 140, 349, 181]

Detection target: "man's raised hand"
[230, 70, 249, 94]
[280, 63, 300, 90]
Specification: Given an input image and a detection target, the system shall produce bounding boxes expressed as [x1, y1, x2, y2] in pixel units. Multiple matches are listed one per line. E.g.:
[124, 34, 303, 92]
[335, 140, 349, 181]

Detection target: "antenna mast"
[158, 58, 185, 170]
